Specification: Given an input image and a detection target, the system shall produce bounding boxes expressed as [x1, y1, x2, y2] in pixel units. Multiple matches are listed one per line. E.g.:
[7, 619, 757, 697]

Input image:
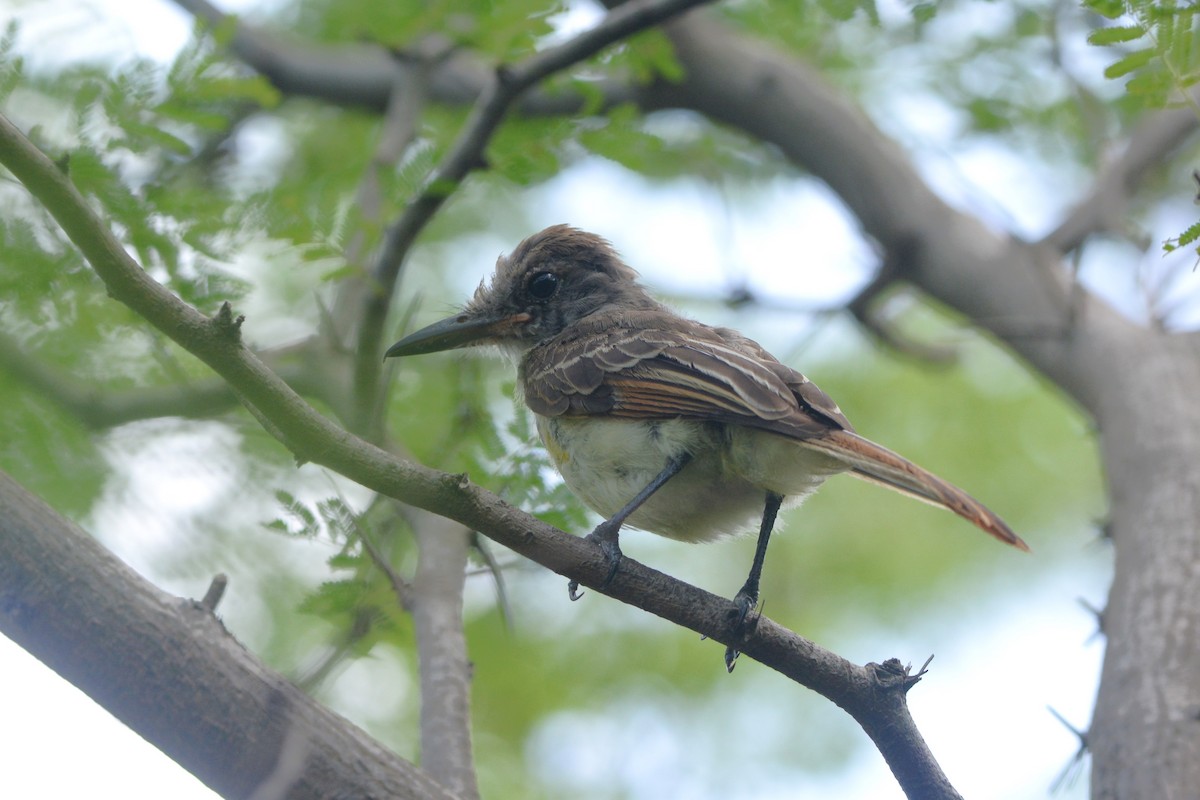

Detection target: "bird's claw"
[566, 520, 624, 601]
[724, 589, 760, 672]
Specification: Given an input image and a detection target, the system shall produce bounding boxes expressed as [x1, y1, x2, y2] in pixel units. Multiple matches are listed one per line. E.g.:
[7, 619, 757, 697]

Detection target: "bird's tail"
[802, 429, 1029, 551]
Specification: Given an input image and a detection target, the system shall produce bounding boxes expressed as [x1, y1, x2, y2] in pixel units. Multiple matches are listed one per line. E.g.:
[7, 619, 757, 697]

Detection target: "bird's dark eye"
[527, 271, 559, 301]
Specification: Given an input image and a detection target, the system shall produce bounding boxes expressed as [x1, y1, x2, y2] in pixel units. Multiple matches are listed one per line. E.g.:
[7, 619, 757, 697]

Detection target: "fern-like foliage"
[1086, 0, 1200, 106]
[1086, 1, 1200, 258]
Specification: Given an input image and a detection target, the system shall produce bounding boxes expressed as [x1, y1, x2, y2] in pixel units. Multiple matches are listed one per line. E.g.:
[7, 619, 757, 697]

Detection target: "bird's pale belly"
[535, 415, 847, 543]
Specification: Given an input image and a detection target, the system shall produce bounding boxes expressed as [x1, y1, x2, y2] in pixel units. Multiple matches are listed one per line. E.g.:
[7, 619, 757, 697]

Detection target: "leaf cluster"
[1086, 0, 1200, 258]
[1086, 0, 1200, 105]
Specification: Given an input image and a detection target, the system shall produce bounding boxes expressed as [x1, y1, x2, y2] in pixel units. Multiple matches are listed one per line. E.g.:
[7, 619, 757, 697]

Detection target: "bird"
[385, 224, 1027, 669]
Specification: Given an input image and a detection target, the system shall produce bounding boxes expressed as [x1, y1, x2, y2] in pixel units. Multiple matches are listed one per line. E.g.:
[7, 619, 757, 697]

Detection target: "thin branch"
[0, 330, 355, 431]
[1047, 706, 1089, 793]
[0, 331, 237, 426]
[0, 105, 963, 800]
[331, 51, 435, 436]
[847, 248, 958, 364]
[352, 0, 716, 415]
[199, 573, 228, 613]
[1041, 98, 1200, 253]
[356, 519, 414, 613]
[470, 532, 514, 631]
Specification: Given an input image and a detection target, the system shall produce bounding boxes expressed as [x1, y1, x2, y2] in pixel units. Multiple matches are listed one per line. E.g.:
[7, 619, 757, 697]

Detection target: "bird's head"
[384, 224, 658, 359]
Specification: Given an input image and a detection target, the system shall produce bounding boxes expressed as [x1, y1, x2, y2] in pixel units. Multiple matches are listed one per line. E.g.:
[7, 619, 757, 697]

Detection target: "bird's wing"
[522, 313, 1029, 552]
[521, 315, 849, 439]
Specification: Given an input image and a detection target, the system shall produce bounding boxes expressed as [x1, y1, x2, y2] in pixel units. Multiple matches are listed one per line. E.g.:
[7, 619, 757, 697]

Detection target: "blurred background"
[4, 0, 1182, 796]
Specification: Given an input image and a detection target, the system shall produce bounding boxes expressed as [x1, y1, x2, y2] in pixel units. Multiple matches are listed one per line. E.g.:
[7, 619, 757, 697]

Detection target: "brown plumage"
[386, 225, 1027, 664]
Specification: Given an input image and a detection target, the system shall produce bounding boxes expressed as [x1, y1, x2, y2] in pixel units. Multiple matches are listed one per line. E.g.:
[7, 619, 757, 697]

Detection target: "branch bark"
[0, 469, 456, 800]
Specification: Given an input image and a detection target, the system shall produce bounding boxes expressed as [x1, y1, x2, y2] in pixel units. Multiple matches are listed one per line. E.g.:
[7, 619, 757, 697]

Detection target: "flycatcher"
[386, 225, 1027, 668]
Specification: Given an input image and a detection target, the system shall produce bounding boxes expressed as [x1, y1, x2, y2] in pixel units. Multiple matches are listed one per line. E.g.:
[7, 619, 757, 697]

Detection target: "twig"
[847, 249, 958, 364]
[332, 49, 437, 435]
[1077, 596, 1105, 642]
[470, 531, 514, 631]
[1041, 96, 1200, 253]
[199, 573, 228, 613]
[0, 330, 238, 426]
[1047, 706, 1089, 793]
[355, 514, 414, 613]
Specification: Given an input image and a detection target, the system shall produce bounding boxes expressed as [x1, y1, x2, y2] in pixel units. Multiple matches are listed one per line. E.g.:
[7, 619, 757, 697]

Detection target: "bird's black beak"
[384, 311, 531, 359]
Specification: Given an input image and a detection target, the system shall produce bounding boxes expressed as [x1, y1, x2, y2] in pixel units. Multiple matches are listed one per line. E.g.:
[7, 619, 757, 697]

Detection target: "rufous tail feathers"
[803, 429, 1030, 551]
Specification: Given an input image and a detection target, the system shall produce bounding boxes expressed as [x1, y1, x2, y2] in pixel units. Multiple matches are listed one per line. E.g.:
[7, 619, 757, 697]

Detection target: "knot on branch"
[212, 302, 246, 341]
[868, 655, 933, 695]
[443, 471, 471, 491]
[494, 64, 517, 90]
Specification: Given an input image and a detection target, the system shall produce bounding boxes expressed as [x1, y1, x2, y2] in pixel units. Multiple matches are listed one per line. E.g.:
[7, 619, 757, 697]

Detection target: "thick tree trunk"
[1088, 332, 1200, 799]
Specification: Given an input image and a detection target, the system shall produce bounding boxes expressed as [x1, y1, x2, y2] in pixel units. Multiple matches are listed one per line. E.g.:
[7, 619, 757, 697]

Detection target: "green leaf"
[1164, 220, 1200, 252]
[298, 578, 369, 616]
[1087, 24, 1147, 46]
[1083, 0, 1128, 20]
[1104, 47, 1156, 79]
[577, 110, 670, 174]
[966, 98, 1012, 132]
[268, 489, 320, 537]
[622, 29, 685, 84]
[817, 0, 862, 22]
[911, 3, 938, 24]
[123, 119, 193, 156]
[1124, 68, 1171, 99]
[190, 75, 280, 108]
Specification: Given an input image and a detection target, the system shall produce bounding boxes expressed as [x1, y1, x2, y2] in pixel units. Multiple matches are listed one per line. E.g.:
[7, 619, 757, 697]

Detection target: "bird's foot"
[723, 587, 760, 672]
[567, 519, 624, 601]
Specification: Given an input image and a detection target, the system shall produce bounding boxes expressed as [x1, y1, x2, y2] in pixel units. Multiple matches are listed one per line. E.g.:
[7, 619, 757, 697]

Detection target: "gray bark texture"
[0, 471, 456, 800]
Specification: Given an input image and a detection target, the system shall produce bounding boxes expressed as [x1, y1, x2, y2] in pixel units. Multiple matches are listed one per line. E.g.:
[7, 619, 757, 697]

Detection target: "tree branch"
[0, 106, 961, 800]
[0, 331, 349, 430]
[641, 9, 1145, 417]
[1041, 100, 1200, 254]
[0, 469, 456, 800]
[0, 332, 238, 425]
[333, 52, 433, 437]
[169, 0, 641, 115]
[846, 248, 958, 364]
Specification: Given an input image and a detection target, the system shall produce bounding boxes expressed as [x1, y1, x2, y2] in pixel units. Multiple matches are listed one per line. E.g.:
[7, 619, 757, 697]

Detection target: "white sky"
[0, 1, 1150, 798]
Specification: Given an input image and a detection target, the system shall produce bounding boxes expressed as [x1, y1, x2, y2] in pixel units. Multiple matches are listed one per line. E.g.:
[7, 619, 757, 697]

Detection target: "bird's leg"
[567, 452, 693, 601]
[725, 491, 784, 671]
